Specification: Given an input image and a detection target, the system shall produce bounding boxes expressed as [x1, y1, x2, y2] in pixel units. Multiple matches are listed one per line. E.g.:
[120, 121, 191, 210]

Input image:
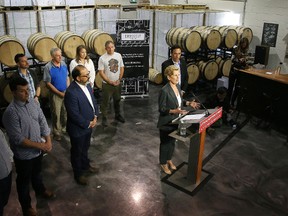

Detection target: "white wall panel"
[6, 11, 37, 57]
[137, 9, 154, 67]
[96, 8, 120, 34]
[205, 11, 240, 26]
[0, 13, 5, 36]
[69, 8, 95, 36]
[39, 9, 67, 37]
[66, 0, 94, 6]
[32, 0, 65, 6]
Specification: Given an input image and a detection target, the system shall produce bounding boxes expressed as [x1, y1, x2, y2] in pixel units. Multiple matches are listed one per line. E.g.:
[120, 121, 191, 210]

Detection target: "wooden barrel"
[148, 68, 162, 84]
[82, 29, 113, 56]
[27, 32, 58, 62]
[165, 27, 202, 53]
[198, 60, 219, 80]
[95, 72, 103, 89]
[228, 26, 253, 44]
[0, 72, 14, 107]
[212, 26, 238, 49]
[54, 31, 86, 59]
[215, 56, 232, 77]
[0, 35, 25, 68]
[191, 26, 221, 50]
[187, 63, 199, 84]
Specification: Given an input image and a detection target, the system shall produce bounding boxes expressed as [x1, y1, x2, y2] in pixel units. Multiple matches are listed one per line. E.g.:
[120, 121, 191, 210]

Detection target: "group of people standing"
[0, 40, 125, 216]
[0, 37, 249, 215]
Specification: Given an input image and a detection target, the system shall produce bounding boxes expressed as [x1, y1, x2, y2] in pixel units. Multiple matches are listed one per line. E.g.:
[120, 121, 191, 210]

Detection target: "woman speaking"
[157, 65, 200, 175]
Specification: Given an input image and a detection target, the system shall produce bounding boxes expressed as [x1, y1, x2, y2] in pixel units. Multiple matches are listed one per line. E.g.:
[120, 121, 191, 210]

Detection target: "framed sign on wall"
[261, 22, 279, 47]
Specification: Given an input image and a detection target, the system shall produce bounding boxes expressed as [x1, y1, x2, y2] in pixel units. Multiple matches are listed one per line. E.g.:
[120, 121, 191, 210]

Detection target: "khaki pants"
[50, 93, 67, 136]
[101, 82, 121, 118]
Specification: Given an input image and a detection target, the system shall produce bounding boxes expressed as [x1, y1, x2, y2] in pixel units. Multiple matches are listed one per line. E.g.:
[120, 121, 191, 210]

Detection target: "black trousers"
[228, 68, 240, 106]
[70, 132, 92, 179]
[159, 127, 177, 165]
[14, 155, 46, 211]
[0, 172, 12, 216]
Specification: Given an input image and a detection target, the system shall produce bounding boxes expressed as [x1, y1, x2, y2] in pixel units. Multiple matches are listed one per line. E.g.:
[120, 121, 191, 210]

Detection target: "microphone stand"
[191, 92, 210, 117]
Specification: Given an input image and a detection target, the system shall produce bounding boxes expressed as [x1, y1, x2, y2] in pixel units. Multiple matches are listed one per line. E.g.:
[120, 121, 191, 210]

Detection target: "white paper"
[181, 113, 205, 121]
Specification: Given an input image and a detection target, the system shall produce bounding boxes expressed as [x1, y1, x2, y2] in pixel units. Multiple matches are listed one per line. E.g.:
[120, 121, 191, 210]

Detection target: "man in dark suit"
[64, 65, 99, 186]
[161, 45, 188, 93]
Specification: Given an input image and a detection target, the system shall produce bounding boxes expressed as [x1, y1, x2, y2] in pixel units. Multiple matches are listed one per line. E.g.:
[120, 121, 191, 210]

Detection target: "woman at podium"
[157, 65, 200, 175]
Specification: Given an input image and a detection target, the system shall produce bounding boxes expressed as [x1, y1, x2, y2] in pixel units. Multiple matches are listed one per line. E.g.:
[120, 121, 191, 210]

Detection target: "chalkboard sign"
[261, 23, 278, 47]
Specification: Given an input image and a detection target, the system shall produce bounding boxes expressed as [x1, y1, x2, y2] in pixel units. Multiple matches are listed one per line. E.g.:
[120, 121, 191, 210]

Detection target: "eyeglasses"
[80, 75, 90, 78]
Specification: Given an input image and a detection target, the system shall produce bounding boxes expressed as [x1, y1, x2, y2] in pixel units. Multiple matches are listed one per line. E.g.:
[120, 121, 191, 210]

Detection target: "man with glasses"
[64, 65, 99, 186]
[43, 48, 70, 141]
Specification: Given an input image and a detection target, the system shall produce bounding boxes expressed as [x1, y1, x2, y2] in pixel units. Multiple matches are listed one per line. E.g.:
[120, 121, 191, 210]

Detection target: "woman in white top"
[69, 45, 96, 87]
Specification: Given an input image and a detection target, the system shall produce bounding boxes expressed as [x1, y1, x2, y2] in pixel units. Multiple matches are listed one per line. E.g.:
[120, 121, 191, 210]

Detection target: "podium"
[162, 108, 223, 196]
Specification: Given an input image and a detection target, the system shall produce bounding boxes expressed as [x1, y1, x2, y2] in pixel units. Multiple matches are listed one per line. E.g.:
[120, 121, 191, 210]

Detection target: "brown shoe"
[23, 207, 37, 216]
[167, 160, 177, 170]
[75, 175, 88, 185]
[36, 189, 55, 199]
[42, 190, 55, 199]
[160, 164, 171, 175]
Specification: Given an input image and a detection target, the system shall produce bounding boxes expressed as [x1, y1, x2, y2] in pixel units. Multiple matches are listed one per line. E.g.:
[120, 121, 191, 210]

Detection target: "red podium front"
[163, 108, 222, 195]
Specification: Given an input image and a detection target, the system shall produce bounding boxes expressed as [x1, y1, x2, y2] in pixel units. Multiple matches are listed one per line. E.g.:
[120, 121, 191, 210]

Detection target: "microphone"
[191, 92, 210, 117]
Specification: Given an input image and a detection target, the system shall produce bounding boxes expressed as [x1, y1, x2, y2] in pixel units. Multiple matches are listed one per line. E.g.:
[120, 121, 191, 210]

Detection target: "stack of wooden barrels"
[148, 25, 253, 85]
[0, 29, 113, 106]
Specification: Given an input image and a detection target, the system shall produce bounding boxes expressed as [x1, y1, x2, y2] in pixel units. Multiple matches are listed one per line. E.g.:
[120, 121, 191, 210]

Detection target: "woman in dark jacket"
[157, 65, 200, 175]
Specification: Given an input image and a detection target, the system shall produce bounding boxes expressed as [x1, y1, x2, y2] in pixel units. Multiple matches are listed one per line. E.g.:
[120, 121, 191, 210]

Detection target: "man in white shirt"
[98, 40, 125, 127]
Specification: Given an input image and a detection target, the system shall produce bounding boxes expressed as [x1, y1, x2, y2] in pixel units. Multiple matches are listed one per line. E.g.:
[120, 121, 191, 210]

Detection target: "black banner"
[116, 20, 150, 78]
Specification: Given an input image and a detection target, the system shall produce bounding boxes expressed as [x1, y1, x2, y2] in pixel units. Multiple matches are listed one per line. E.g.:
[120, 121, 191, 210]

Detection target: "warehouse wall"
[244, 0, 288, 72]
[159, 0, 288, 72]
[0, 0, 287, 72]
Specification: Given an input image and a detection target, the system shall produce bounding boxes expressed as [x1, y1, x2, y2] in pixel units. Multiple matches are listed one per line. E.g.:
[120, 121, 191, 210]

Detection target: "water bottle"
[179, 120, 186, 136]
[275, 62, 282, 75]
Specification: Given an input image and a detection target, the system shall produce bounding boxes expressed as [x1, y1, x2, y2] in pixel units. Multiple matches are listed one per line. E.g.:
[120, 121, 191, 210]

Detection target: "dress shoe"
[167, 160, 177, 170]
[42, 190, 55, 199]
[102, 117, 108, 127]
[85, 166, 99, 175]
[160, 164, 171, 175]
[36, 189, 55, 199]
[54, 135, 62, 141]
[75, 175, 88, 186]
[23, 207, 37, 216]
[115, 114, 125, 123]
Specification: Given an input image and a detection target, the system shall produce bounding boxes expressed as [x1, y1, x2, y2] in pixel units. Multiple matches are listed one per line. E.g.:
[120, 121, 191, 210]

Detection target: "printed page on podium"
[171, 109, 207, 124]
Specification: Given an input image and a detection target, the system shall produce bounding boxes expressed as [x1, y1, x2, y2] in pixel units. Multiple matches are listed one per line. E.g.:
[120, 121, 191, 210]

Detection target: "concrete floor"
[3, 83, 288, 216]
